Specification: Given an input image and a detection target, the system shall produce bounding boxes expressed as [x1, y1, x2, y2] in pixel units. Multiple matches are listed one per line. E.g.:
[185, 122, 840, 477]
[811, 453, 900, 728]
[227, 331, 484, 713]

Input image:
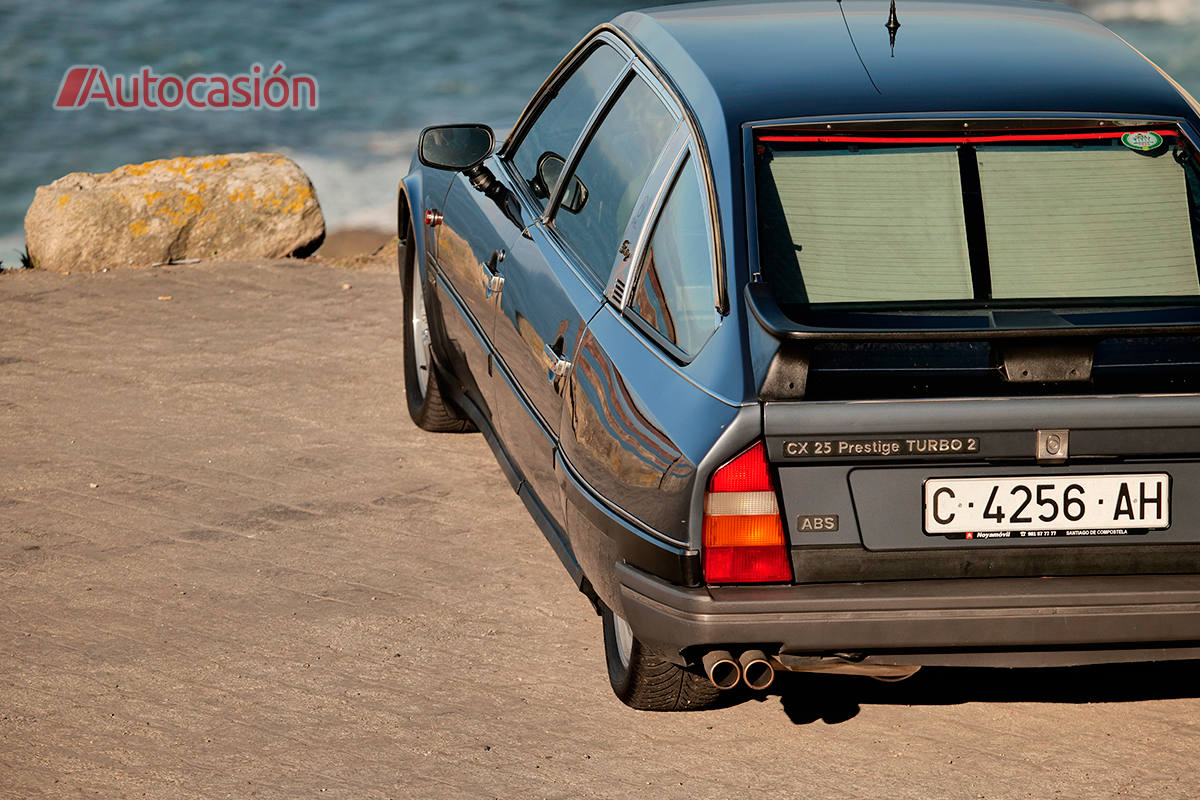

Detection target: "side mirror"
[534, 152, 588, 215]
[418, 124, 495, 171]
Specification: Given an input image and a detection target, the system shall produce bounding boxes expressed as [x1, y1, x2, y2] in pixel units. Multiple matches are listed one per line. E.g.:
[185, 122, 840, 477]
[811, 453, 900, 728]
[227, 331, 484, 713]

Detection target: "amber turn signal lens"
[702, 514, 785, 548]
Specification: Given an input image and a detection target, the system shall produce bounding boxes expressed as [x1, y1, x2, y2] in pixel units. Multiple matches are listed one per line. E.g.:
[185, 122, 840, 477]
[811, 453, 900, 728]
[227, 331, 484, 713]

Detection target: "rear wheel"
[401, 241, 474, 432]
[601, 604, 721, 711]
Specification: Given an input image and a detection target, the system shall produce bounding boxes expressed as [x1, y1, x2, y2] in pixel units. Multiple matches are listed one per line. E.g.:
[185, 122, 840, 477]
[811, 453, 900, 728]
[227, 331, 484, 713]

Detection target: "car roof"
[612, 0, 1199, 127]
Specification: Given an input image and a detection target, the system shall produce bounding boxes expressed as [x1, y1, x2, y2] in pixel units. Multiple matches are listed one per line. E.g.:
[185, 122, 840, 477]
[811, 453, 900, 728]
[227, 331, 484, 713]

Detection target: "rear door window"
[552, 75, 677, 285]
[629, 156, 717, 357]
[509, 43, 626, 210]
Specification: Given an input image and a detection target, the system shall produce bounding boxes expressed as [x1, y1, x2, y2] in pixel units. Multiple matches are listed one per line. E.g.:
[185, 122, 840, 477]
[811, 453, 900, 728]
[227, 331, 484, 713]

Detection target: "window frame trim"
[501, 44, 633, 223]
[490, 35, 636, 296]
[498, 30, 634, 164]
[619, 143, 722, 365]
[610, 132, 690, 308]
[542, 68, 641, 227]
[543, 60, 685, 226]
[497, 25, 728, 317]
[535, 68, 682, 292]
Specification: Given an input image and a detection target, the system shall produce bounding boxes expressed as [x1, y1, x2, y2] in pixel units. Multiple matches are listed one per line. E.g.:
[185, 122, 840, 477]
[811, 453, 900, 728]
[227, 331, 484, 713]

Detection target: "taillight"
[702, 441, 792, 584]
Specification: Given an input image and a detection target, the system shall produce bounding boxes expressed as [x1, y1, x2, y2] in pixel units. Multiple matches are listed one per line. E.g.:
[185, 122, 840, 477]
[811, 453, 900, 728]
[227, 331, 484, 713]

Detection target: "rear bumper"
[616, 563, 1200, 666]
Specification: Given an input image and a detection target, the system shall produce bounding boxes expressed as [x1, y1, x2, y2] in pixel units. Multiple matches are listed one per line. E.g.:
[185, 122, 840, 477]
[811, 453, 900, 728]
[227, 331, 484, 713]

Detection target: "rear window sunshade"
[976, 147, 1199, 299]
[760, 148, 972, 304]
[753, 126, 1200, 317]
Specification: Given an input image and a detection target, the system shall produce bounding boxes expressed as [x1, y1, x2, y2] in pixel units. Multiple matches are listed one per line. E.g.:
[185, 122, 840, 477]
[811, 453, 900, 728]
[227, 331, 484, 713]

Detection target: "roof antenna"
[887, 0, 901, 57]
[836, 0, 883, 95]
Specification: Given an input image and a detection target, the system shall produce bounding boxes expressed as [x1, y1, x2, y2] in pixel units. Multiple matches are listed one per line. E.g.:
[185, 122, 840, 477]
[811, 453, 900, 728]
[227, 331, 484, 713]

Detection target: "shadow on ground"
[747, 660, 1200, 725]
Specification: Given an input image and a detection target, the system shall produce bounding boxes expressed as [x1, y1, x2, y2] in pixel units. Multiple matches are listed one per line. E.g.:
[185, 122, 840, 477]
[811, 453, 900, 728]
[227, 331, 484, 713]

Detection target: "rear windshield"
[754, 128, 1200, 308]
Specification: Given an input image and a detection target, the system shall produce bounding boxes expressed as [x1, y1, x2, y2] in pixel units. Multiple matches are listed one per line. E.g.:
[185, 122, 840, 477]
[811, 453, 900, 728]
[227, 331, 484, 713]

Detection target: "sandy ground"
[2, 257, 1199, 800]
[314, 229, 395, 261]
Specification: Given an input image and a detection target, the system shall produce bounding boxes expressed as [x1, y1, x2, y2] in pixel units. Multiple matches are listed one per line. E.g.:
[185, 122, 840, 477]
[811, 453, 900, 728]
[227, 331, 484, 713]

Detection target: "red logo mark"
[54, 66, 97, 109]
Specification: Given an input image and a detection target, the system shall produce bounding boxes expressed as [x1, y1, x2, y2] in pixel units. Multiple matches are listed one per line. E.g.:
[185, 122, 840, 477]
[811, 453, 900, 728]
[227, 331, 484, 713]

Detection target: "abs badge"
[1121, 131, 1166, 153]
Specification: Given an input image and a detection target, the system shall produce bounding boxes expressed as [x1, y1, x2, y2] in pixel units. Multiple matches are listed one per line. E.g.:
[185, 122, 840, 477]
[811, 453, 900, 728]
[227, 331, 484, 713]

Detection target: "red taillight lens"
[707, 442, 773, 493]
[702, 442, 792, 584]
[703, 546, 794, 585]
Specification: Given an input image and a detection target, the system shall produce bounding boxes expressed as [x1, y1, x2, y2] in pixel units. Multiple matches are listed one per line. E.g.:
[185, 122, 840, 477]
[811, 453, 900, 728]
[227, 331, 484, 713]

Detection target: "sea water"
[0, 0, 1196, 263]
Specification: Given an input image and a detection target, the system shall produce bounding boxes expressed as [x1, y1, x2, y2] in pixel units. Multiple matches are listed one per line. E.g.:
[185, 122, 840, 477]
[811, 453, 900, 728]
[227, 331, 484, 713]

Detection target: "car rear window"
[754, 128, 1200, 308]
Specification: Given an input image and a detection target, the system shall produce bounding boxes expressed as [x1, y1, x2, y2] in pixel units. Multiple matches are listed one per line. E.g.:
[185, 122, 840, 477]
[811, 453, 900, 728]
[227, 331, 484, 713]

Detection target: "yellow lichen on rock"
[258, 191, 283, 210]
[284, 184, 313, 214]
[163, 159, 192, 177]
[129, 219, 149, 238]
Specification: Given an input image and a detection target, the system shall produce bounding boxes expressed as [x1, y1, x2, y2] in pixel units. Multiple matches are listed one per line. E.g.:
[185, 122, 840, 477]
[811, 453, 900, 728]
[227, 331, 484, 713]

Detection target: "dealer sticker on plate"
[924, 473, 1170, 538]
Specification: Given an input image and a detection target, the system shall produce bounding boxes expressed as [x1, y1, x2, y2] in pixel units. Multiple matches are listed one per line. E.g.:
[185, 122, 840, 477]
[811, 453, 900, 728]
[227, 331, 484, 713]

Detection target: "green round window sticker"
[1121, 131, 1165, 152]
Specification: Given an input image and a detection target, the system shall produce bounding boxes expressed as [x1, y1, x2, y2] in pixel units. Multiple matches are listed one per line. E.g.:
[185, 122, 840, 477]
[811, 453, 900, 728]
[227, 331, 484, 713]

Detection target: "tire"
[401, 240, 475, 433]
[602, 603, 721, 711]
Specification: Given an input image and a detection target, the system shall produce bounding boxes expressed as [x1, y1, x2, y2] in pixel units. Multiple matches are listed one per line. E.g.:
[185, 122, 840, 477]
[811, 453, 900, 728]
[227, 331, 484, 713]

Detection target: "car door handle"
[480, 249, 505, 293]
[544, 344, 571, 379]
[480, 265, 504, 293]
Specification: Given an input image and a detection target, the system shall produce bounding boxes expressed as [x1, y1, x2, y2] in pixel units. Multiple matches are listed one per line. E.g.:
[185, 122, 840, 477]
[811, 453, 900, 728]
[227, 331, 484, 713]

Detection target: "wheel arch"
[397, 173, 424, 272]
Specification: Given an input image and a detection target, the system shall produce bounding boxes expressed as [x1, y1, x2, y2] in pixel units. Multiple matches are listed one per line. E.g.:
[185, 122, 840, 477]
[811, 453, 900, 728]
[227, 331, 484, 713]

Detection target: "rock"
[24, 153, 325, 272]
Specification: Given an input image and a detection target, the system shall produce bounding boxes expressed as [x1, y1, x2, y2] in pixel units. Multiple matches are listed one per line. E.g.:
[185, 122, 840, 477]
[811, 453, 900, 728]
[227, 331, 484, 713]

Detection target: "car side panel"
[560, 462, 695, 614]
[436, 173, 504, 344]
[401, 168, 442, 284]
[405, 165, 492, 413]
[560, 303, 745, 606]
[429, 168, 523, 424]
[414, 164, 455, 266]
[490, 221, 603, 524]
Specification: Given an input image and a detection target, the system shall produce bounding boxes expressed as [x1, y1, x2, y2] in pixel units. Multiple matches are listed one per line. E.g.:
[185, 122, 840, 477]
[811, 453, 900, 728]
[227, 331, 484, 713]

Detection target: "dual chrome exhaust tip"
[702, 649, 923, 691]
[702, 649, 774, 691]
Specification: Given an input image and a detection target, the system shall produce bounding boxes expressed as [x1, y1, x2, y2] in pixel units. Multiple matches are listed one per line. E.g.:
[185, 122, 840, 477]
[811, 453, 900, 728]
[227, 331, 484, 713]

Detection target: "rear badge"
[782, 436, 981, 460]
[797, 515, 839, 533]
[1121, 131, 1165, 153]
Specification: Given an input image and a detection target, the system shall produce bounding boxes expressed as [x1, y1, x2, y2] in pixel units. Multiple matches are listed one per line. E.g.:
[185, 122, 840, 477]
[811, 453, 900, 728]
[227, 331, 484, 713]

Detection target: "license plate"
[923, 474, 1170, 536]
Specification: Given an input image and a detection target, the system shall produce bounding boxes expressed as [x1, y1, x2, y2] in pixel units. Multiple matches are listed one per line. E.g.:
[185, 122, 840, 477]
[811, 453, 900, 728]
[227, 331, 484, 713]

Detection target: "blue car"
[399, 0, 1200, 710]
